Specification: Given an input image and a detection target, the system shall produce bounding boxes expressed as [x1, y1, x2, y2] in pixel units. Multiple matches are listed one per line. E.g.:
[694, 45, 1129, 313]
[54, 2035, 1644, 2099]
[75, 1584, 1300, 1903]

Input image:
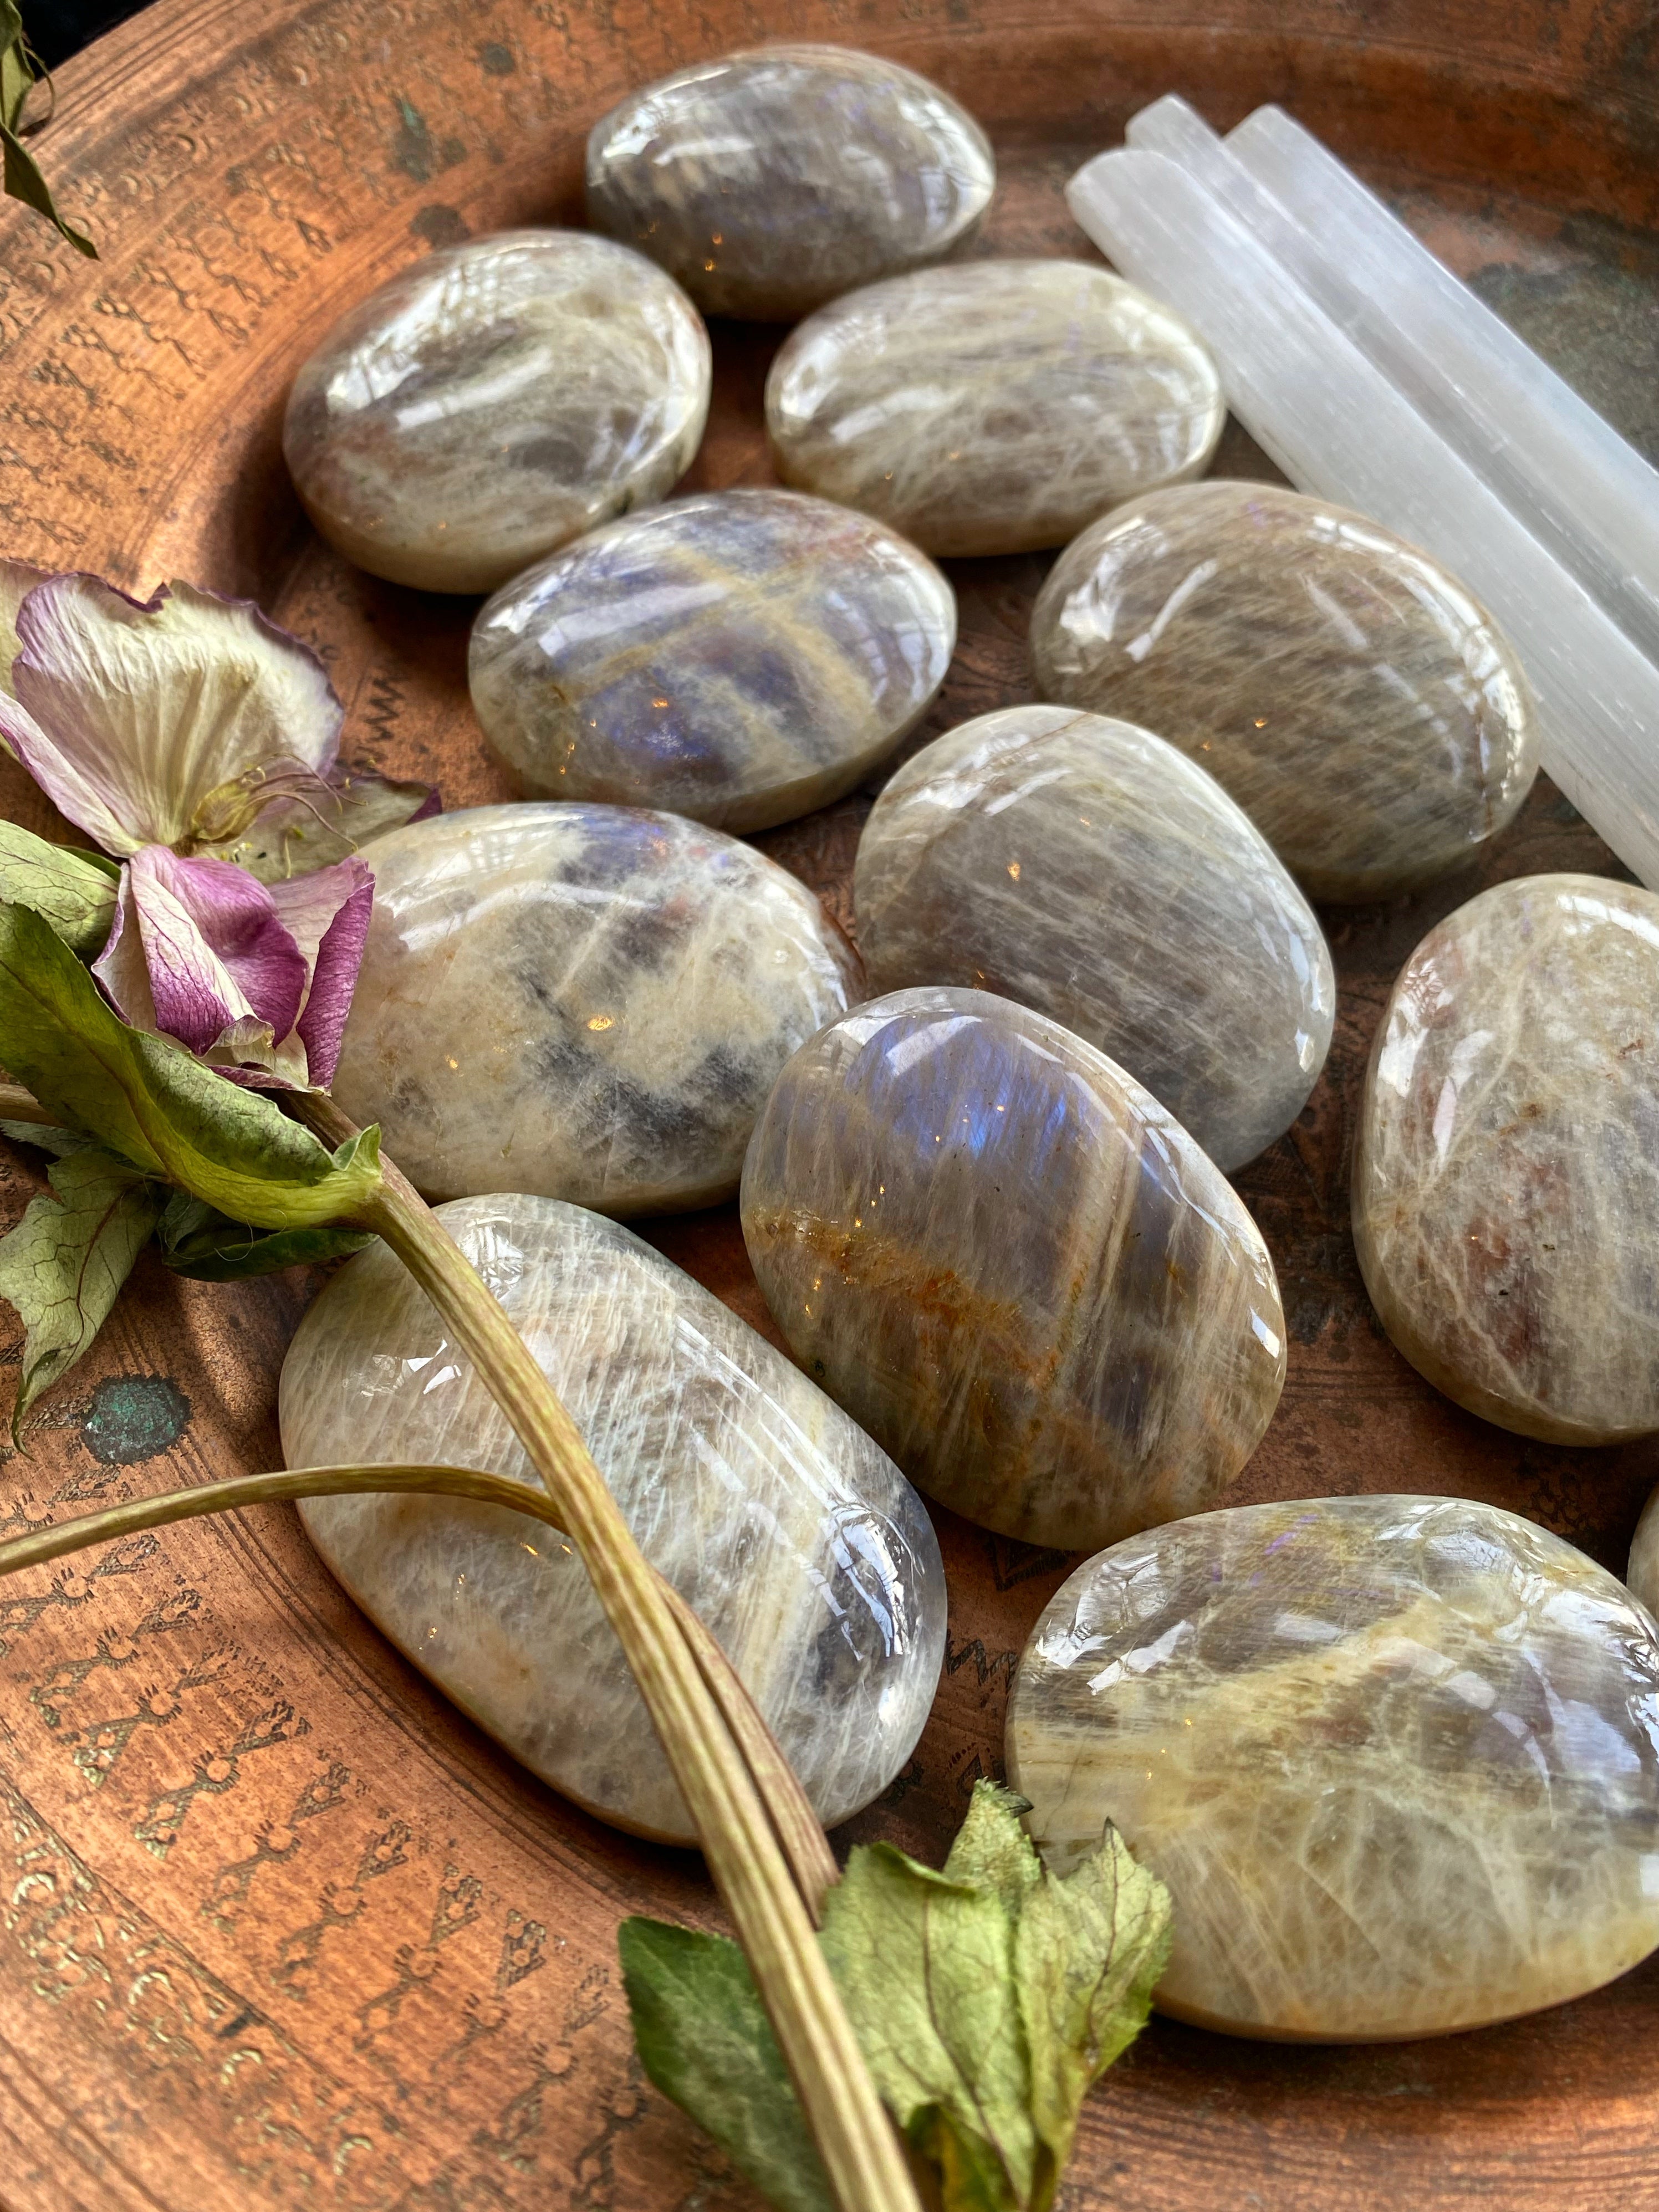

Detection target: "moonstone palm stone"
[1030, 480, 1538, 901]
[585, 45, 995, 321]
[1007, 1494, 1659, 2041]
[283, 231, 711, 594]
[765, 261, 1223, 558]
[853, 706, 1334, 1170]
[331, 804, 860, 1213]
[281, 1195, 946, 1843]
[1353, 873, 1659, 1443]
[741, 987, 1284, 1551]
[469, 489, 955, 831]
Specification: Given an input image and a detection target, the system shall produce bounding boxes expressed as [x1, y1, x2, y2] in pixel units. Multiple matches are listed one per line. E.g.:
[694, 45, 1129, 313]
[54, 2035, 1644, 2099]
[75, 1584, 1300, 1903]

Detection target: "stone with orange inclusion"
[741, 985, 1284, 1550]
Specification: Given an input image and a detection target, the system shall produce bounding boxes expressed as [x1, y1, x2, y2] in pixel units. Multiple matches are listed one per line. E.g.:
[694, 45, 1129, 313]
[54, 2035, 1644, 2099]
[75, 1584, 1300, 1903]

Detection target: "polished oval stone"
[1353, 872, 1659, 1443]
[281, 1194, 946, 1844]
[765, 261, 1223, 558]
[1030, 480, 1539, 901]
[469, 489, 956, 832]
[741, 986, 1284, 1551]
[1007, 1494, 1659, 2041]
[585, 44, 995, 321]
[331, 804, 860, 1214]
[283, 231, 711, 594]
[853, 705, 1335, 1171]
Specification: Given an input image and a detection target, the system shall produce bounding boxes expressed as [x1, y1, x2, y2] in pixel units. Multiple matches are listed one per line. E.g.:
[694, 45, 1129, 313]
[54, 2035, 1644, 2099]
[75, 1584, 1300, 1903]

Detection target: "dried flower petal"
[0, 556, 49, 700]
[0, 575, 343, 853]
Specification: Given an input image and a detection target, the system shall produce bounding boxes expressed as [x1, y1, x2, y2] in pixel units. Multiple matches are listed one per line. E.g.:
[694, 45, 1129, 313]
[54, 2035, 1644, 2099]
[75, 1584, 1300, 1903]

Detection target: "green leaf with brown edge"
[0, 1140, 163, 1440]
[0, 821, 118, 956]
[620, 1918, 835, 2212]
[155, 1191, 374, 1280]
[0, 2, 95, 257]
[0, 900, 382, 1229]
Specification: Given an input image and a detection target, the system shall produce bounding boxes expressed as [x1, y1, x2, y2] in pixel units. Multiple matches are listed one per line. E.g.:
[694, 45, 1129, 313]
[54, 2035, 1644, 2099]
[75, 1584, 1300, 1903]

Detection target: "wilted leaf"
[0, 820, 118, 955]
[0, 1140, 162, 1438]
[1015, 1821, 1172, 2199]
[820, 1822, 1034, 2209]
[619, 1785, 1170, 2212]
[156, 1191, 372, 1279]
[619, 1918, 834, 2212]
[0, 4, 95, 258]
[0, 900, 382, 1229]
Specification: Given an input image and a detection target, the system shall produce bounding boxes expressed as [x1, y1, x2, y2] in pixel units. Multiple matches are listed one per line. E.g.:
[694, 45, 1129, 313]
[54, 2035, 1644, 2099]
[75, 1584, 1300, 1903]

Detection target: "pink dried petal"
[9, 575, 343, 852]
[267, 857, 374, 1090]
[95, 847, 308, 1057]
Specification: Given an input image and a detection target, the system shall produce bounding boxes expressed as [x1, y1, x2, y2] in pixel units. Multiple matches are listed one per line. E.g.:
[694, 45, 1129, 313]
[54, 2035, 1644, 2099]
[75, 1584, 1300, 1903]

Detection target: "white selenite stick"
[1064, 144, 1659, 892]
[1124, 93, 1659, 672]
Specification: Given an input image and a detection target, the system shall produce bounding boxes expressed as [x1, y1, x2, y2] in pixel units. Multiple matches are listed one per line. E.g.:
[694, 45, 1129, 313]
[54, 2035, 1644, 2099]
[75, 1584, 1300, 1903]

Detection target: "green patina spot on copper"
[81, 1375, 191, 1467]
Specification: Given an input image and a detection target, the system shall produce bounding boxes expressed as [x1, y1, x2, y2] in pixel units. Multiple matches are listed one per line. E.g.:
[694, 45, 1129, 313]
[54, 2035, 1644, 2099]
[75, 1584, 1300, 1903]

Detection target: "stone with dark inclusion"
[853, 704, 1335, 1171]
[281, 1194, 946, 1844]
[1007, 1494, 1659, 2041]
[765, 260, 1223, 558]
[1030, 480, 1539, 901]
[741, 986, 1285, 1552]
[283, 231, 711, 594]
[1353, 872, 1659, 1442]
[584, 45, 995, 322]
[330, 804, 860, 1214]
[469, 489, 955, 832]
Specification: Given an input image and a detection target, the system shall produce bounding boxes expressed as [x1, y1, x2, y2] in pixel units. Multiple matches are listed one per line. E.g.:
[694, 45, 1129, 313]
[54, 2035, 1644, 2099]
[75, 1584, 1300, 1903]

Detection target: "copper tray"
[3, 3, 1659, 2205]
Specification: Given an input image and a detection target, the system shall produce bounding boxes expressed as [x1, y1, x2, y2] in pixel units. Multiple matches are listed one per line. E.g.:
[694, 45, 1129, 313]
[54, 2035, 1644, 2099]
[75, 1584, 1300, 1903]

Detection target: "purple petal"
[268, 856, 374, 1089]
[118, 847, 307, 1055]
[90, 865, 160, 1029]
[9, 574, 343, 851]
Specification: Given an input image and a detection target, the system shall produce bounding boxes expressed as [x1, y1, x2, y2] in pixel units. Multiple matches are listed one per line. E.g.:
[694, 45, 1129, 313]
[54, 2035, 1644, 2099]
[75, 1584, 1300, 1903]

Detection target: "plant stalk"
[288, 1096, 911, 2212]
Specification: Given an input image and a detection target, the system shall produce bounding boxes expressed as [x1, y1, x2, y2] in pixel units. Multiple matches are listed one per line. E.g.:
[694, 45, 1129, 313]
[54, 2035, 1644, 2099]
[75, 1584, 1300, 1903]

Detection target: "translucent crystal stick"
[1064, 146, 1659, 890]
[1126, 94, 1659, 670]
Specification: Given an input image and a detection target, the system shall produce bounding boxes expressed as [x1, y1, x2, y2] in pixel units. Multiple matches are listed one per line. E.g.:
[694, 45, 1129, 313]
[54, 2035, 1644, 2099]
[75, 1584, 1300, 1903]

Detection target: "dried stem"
[288, 1095, 907, 2212]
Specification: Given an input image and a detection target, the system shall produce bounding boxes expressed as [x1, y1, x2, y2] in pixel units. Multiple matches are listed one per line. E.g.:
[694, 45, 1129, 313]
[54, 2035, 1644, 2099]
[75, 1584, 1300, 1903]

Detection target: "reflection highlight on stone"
[282, 1196, 946, 1843]
[741, 986, 1284, 1552]
[1007, 1494, 1659, 2041]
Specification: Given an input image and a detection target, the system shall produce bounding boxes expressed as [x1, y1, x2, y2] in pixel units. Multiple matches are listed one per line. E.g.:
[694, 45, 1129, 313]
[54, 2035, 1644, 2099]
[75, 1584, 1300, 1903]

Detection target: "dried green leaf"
[0, 1140, 162, 1439]
[619, 1918, 835, 2212]
[156, 1191, 372, 1280]
[617, 1784, 1169, 2212]
[820, 1830, 1034, 2210]
[1, 1, 30, 135]
[1015, 1822, 1172, 2199]
[0, 820, 118, 955]
[0, 900, 382, 1229]
[1, 1118, 93, 1157]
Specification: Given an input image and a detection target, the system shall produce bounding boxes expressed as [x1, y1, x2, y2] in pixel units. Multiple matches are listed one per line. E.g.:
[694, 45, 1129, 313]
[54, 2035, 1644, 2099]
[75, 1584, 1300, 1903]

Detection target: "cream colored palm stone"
[1007, 1494, 1659, 2041]
[281, 1195, 947, 1844]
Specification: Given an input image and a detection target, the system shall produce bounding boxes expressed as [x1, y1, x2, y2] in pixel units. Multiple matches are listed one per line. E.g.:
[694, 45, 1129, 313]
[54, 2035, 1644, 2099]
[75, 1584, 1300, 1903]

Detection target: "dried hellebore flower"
[0, 565, 434, 880]
[91, 844, 373, 1089]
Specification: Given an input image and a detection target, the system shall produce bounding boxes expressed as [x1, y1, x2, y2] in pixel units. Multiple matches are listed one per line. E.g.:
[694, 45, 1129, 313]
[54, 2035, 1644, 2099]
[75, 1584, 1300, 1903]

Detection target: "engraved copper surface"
[2, 3, 1658, 2206]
